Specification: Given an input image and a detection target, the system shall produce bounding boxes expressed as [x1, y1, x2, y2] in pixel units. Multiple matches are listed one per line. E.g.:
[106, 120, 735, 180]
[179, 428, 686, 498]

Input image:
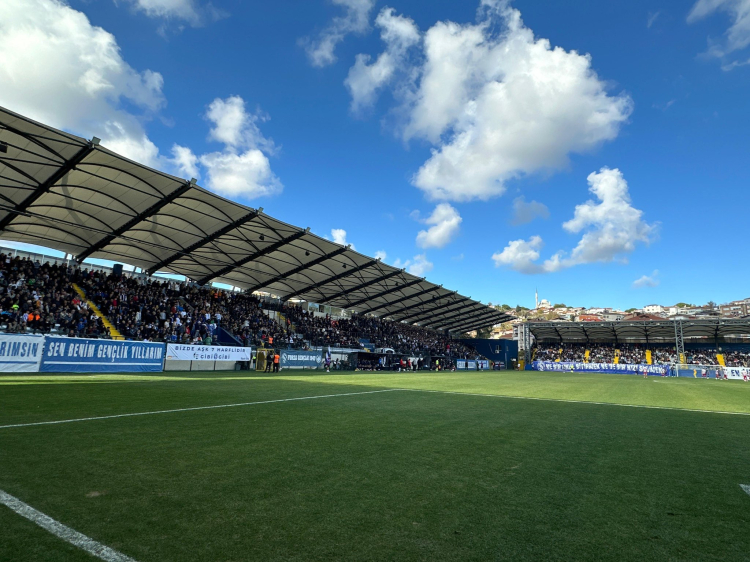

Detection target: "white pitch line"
[741, 484, 750, 497]
[0, 489, 137, 562]
[0, 389, 403, 430]
[399, 389, 750, 416]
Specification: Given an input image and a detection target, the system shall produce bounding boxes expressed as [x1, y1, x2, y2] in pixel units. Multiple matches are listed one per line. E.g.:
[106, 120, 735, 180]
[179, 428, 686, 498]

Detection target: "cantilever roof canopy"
[0, 106, 511, 333]
[528, 319, 750, 342]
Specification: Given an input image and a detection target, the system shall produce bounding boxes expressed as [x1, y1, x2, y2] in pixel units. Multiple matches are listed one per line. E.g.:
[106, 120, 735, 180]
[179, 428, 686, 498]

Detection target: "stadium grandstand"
[525, 319, 750, 373]
[0, 106, 511, 364]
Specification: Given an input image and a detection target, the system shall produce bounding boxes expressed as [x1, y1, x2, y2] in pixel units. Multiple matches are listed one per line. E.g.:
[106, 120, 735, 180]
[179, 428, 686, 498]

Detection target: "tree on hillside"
[553, 303, 567, 308]
[625, 308, 637, 313]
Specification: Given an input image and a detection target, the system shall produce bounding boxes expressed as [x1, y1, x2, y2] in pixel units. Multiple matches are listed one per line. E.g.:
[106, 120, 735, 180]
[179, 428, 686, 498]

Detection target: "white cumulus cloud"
[688, 0, 750, 58]
[374, 250, 387, 261]
[415, 203, 462, 249]
[345, 7, 420, 113]
[511, 197, 550, 225]
[393, 253, 434, 276]
[493, 168, 655, 274]
[347, 0, 631, 202]
[331, 228, 355, 249]
[492, 235, 544, 274]
[197, 96, 282, 199]
[0, 0, 165, 166]
[119, 0, 226, 27]
[302, 0, 374, 67]
[633, 270, 660, 288]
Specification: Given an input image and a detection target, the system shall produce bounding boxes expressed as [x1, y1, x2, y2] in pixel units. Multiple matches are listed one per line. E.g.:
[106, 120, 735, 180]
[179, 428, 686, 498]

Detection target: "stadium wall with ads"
[530, 361, 670, 375]
[280, 349, 323, 369]
[166, 344, 252, 362]
[40, 337, 165, 373]
[0, 334, 44, 372]
[456, 360, 490, 370]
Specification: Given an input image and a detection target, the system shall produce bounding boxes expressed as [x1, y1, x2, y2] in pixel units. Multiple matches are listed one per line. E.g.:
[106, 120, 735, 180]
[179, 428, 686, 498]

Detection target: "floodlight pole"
[674, 320, 685, 365]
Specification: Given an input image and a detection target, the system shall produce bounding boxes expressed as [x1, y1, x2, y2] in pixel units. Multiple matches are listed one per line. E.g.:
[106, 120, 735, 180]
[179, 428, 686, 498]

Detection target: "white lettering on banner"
[533, 361, 670, 374]
[0, 334, 45, 372]
[166, 344, 251, 362]
[724, 367, 750, 380]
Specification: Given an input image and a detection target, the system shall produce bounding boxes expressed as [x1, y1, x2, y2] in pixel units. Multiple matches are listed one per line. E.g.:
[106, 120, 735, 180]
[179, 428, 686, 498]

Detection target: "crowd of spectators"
[281, 303, 480, 359]
[534, 342, 750, 366]
[0, 255, 483, 361]
[74, 268, 290, 347]
[0, 254, 107, 337]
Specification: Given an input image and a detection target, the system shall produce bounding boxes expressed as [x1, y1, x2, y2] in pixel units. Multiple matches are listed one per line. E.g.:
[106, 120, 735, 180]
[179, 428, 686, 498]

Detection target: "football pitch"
[1, 371, 749, 561]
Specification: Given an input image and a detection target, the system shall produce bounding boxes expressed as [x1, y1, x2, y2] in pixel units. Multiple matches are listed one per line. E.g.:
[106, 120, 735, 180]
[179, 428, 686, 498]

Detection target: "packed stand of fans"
[534, 342, 750, 366]
[74, 268, 290, 347]
[1, 256, 483, 360]
[281, 303, 480, 359]
[0, 254, 107, 337]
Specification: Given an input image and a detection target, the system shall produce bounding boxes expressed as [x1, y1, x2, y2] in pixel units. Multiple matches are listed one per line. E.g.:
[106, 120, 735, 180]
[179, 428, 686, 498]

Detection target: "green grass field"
[1, 370, 749, 561]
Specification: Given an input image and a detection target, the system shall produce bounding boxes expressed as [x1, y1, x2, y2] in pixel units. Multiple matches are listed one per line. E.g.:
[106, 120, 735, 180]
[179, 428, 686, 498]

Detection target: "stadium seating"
[533, 342, 750, 366]
[0, 253, 483, 360]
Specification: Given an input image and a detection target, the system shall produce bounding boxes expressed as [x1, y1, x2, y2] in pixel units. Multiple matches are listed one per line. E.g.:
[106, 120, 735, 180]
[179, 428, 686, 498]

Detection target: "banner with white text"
[0, 334, 44, 372]
[41, 337, 165, 372]
[166, 344, 252, 362]
[530, 361, 670, 375]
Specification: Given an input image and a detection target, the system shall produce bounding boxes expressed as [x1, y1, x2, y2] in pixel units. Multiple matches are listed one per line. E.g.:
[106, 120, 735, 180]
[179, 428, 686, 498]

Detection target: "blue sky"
[1, 0, 749, 310]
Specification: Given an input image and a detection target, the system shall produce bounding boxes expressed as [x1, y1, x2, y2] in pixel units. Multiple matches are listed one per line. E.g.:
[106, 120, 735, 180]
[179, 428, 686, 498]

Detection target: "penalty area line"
[400, 389, 750, 416]
[0, 489, 137, 562]
[0, 389, 404, 430]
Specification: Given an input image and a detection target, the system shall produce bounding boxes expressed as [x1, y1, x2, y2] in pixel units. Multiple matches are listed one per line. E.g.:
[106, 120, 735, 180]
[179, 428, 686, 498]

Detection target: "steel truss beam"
[381, 289, 453, 320]
[361, 285, 442, 315]
[244, 246, 349, 294]
[448, 315, 503, 333]
[197, 229, 308, 286]
[446, 311, 507, 333]
[345, 277, 424, 310]
[283, 259, 378, 301]
[424, 306, 488, 329]
[146, 209, 261, 275]
[76, 179, 195, 262]
[317, 269, 403, 305]
[403, 298, 469, 325]
[0, 141, 96, 231]
[430, 308, 498, 330]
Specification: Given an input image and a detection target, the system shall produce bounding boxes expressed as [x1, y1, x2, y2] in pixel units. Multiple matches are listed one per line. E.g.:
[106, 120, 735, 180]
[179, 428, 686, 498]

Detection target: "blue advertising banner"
[530, 361, 670, 376]
[280, 350, 322, 369]
[41, 337, 165, 373]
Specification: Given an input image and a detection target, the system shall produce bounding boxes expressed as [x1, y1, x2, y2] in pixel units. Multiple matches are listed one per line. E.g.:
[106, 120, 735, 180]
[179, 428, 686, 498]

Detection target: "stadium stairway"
[556, 348, 562, 362]
[646, 350, 652, 365]
[71, 283, 124, 340]
[614, 349, 621, 364]
[716, 354, 726, 366]
[584, 349, 590, 363]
